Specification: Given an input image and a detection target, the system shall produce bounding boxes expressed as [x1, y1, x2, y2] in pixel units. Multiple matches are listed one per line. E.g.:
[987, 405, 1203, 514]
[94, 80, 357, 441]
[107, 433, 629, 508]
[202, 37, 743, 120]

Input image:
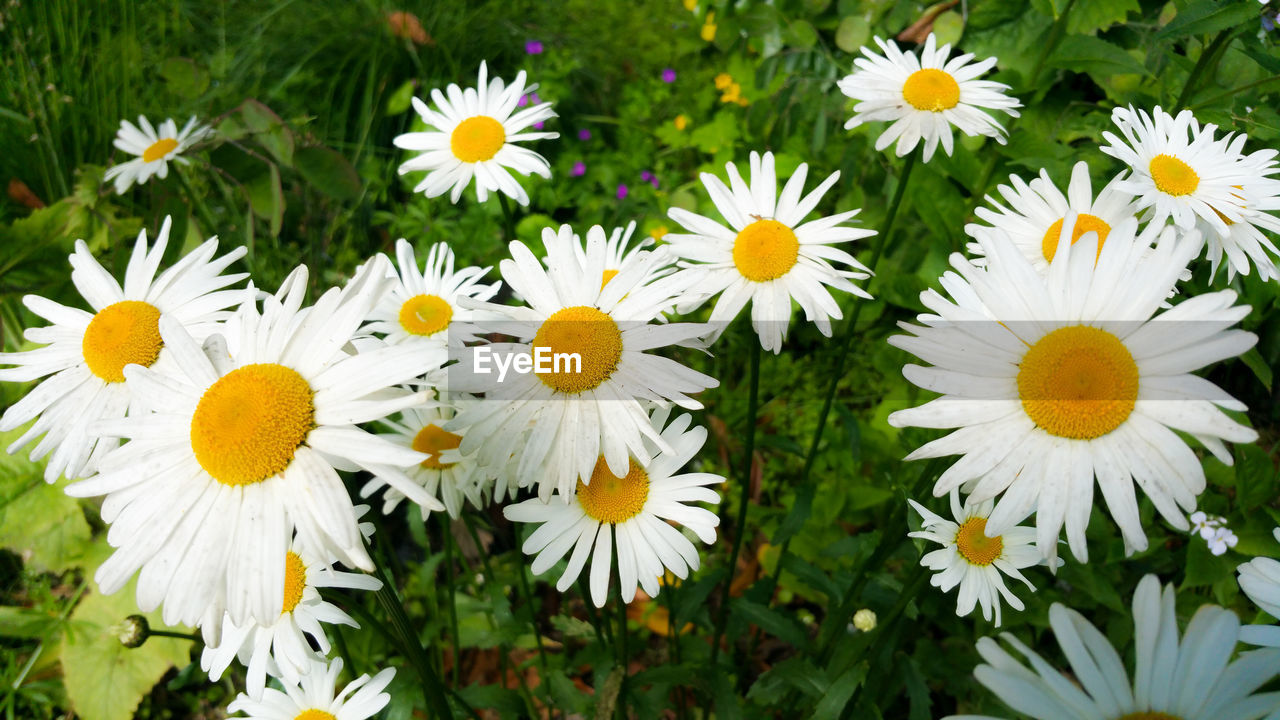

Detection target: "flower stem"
[441, 513, 462, 686]
[146, 629, 201, 642]
[498, 192, 518, 242]
[371, 562, 454, 719]
[1176, 28, 1235, 111]
[1026, 0, 1077, 89]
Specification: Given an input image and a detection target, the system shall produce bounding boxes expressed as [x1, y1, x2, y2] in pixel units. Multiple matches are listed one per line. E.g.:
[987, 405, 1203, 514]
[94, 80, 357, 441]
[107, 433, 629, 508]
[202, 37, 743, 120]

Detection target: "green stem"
[1176, 29, 1235, 111]
[442, 513, 462, 686]
[372, 564, 454, 719]
[579, 576, 612, 646]
[146, 629, 201, 642]
[497, 192, 518, 242]
[515, 536, 551, 677]
[174, 164, 220, 238]
[615, 540, 629, 716]
[1026, 0, 1077, 90]
[1191, 74, 1280, 110]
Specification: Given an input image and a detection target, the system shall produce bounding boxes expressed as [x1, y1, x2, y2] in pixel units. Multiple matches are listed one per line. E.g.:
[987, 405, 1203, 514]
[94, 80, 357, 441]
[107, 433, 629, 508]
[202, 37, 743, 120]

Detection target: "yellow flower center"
[1041, 213, 1113, 263]
[1017, 326, 1139, 440]
[283, 551, 306, 614]
[190, 364, 316, 486]
[600, 269, 619, 289]
[413, 424, 461, 470]
[1148, 154, 1199, 196]
[294, 711, 337, 720]
[141, 138, 179, 163]
[81, 301, 164, 383]
[532, 306, 623, 394]
[577, 456, 649, 524]
[902, 68, 960, 112]
[1117, 714, 1181, 720]
[450, 115, 506, 163]
[733, 219, 799, 282]
[398, 293, 453, 336]
[955, 517, 1003, 566]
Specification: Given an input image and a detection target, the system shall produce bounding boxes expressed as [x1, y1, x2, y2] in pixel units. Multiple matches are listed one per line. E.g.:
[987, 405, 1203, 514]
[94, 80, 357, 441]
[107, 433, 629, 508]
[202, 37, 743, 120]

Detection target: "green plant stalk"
[145, 629, 201, 642]
[175, 165, 222, 240]
[515, 540, 551, 677]
[372, 564, 454, 719]
[1192, 74, 1280, 110]
[442, 513, 462, 686]
[498, 192, 518, 242]
[1176, 29, 1236, 111]
[1026, 0, 1078, 89]
[614, 533, 630, 717]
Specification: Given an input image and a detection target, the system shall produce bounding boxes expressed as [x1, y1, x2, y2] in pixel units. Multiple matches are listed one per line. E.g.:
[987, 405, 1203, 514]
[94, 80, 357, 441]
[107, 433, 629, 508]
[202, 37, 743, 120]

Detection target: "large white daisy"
[65, 257, 435, 629]
[103, 116, 211, 194]
[888, 215, 1258, 563]
[837, 33, 1020, 161]
[0, 217, 246, 482]
[447, 224, 717, 501]
[664, 150, 874, 353]
[393, 61, 558, 206]
[945, 574, 1280, 720]
[226, 657, 395, 720]
[503, 409, 722, 607]
[1237, 527, 1280, 649]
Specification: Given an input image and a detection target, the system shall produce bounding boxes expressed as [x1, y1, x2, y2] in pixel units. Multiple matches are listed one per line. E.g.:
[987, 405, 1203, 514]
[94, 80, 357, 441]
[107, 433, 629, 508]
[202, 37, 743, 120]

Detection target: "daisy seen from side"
[104, 116, 212, 194]
[1237, 527, 1280, 649]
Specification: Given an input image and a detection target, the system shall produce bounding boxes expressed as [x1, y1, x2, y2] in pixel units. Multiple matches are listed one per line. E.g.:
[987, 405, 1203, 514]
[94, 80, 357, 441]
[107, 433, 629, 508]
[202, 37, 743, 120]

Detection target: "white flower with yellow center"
[0, 217, 246, 482]
[966, 161, 1144, 273]
[201, 540, 381, 699]
[560, 221, 671, 291]
[664, 151, 874, 353]
[888, 216, 1258, 563]
[503, 410, 721, 607]
[1196, 135, 1280, 282]
[226, 657, 394, 720]
[103, 116, 211, 194]
[1100, 105, 1258, 237]
[837, 33, 1020, 161]
[66, 257, 436, 629]
[1237, 527, 1280, 649]
[448, 224, 717, 501]
[944, 575, 1280, 720]
[368, 397, 484, 519]
[393, 61, 558, 206]
[908, 490, 1048, 627]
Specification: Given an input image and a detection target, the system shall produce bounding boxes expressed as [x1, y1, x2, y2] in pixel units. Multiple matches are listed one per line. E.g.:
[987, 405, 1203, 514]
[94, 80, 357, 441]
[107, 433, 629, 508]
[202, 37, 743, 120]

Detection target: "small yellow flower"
[737, 96, 750, 107]
[674, 114, 689, 131]
[714, 72, 734, 90]
[720, 82, 741, 104]
[682, 0, 697, 11]
[701, 12, 717, 42]
[650, 225, 669, 241]
[852, 608, 877, 632]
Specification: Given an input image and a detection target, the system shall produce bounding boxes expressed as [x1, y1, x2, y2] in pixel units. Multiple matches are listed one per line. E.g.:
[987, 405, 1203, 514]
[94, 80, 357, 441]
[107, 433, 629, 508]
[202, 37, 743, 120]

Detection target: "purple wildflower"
[525, 40, 544, 55]
[616, 184, 628, 200]
[571, 161, 586, 177]
[578, 129, 591, 141]
[661, 68, 676, 83]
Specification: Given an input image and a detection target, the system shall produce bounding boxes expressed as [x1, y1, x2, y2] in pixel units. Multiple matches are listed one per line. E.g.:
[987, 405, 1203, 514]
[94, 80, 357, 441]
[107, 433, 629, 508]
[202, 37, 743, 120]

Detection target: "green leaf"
[732, 599, 809, 648]
[0, 427, 92, 573]
[158, 57, 209, 99]
[786, 19, 818, 49]
[811, 661, 868, 719]
[1067, 0, 1139, 34]
[1183, 533, 1237, 588]
[835, 15, 870, 54]
[1241, 348, 1273, 392]
[246, 163, 284, 238]
[385, 79, 417, 116]
[1155, 0, 1259, 40]
[1048, 35, 1148, 77]
[294, 146, 362, 202]
[0, 606, 62, 639]
[932, 10, 965, 47]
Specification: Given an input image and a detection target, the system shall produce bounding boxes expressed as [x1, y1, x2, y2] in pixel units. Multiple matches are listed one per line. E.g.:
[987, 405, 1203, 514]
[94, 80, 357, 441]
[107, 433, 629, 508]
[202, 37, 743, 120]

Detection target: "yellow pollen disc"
[82, 301, 164, 383]
[141, 137, 179, 163]
[413, 424, 461, 470]
[450, 115, 506, 163]
[293, 711, 337, 720]
[600, 268, 620, 289]
[1117, 714, 1181, 720]
[955, 517, 1003, 566]
[283, 551, 306, 614]
[1148, 154, 1199, 196]
[577, 456, 649, 525]
[902, 68, 961, 112]
[1017, 326, 1139, 440]
[190, 364, 315, 486]
[532, 306, 623, 394]
[1041, 213, 1113, 263]
[398, 294, 453, 336]
[733, 219, 800, 282]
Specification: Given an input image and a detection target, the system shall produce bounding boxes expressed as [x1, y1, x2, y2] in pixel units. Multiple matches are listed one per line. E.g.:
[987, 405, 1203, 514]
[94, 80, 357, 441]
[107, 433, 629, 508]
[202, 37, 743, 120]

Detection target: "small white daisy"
[558, 221, 672, 291]
[889, 216, 1258, 563]
[66, 257, 436, 629]
[837, 33, 1021, 161]
[907, 489, 1048, 627]
[1197, 134, 1280, 281]
[1238, 527, 1280, 648]
[226, 657, 395, 720]
[393, 61, 558, 206]
[944, 574, 1280, 720]
[103, 116, 211, 194]
[503, 409, 722, 607]
[367, 395, 486, 519]
[664, 150, 874, 353]
[0, 217, 246, 482]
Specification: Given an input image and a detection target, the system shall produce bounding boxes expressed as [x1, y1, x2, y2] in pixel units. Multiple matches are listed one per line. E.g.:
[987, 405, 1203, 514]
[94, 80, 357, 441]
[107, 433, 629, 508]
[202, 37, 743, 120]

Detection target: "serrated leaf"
[294, 146, 362, 202]
[1048, 35, 1148, 77]
[1155, 0, 1259, 40]
[1067, 0, 1139, 34]
[0, 426, 91, 572]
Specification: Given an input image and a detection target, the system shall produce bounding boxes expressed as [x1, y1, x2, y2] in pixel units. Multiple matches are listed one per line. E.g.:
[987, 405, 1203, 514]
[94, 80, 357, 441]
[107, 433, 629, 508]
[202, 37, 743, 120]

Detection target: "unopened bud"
[116, 614, 149, 648]
[852, 608, 877, 632]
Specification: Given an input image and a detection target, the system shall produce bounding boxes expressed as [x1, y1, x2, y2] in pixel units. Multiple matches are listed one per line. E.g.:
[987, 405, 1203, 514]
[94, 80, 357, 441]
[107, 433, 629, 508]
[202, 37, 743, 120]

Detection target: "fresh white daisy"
[1238, 527, 1280, 648]
[503, 410, 722, 607]
[837, 33, 1021, 161]
[103, 116, 211, 194]
[945, 574, 1280, 720]
[1100, 105, 1258, 237]
[1197, 135, 1280, 282]
[226, 657, 394, 720]
[393, 61, 558, 206]
[65, 257, 439, 629]
[966, 161, 1144, 272]
[888, 215, 1258, 563]
[907, 489, 1049, 627]
[447, 224, 717, 501]
[367, 394, 486, 519]
[200, 537, 381, 699]
[664, 150, 874, 353]
[560, 221, 671, 290]
[0, 217, 246, 482]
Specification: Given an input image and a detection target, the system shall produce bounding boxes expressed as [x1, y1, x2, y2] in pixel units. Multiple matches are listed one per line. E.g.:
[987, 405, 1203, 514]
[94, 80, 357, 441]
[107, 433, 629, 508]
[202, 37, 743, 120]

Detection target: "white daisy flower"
[226, 657, 394, 720]
[888, 215, 1258, 563]
[367, 395, 486, 519]
[558, 220, 672, 291]
[448, 224, 717, 501]
[1238, 527, 1280, 648]
[965, 161, 1144, 272]
[944, 574, 1280, 720]
[0, 217, 246, 482]
[1100, 105, 1258, 237]
[65, 257, 439, 629]
[664, 150, 874, 353]
[837, 33, 1021, 161]
[103, 116, 211, 194]
[200, 537, 381, 699]
[1196, 135, 1280, 281]
[503, 409, 722, 607]
[907, 489, 1049, 627]
[393, 61, 558, 206]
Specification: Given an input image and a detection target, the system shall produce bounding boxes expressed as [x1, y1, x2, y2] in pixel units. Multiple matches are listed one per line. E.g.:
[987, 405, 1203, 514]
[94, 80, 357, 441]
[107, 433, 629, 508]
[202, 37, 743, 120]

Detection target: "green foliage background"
[1, 0, 1279, 718]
